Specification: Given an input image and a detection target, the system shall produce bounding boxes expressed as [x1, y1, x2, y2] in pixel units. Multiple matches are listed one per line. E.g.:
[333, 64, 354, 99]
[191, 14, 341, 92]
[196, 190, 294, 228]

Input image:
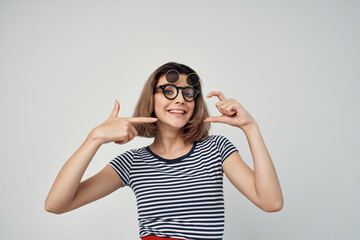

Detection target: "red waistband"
[141, 235, 184, 240]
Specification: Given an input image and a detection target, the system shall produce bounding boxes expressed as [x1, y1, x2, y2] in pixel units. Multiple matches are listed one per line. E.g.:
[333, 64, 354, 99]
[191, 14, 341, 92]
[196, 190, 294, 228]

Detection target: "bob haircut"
[133, 62, 210, 143]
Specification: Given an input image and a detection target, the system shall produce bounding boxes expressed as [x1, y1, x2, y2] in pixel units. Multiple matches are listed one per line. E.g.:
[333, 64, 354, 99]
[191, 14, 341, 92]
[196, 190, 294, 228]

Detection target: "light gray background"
[1, 0, 359, 239]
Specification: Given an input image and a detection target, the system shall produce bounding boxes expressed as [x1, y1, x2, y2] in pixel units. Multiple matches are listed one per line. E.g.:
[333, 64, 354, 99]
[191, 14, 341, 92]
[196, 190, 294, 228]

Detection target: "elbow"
[259, 198, 284, 213]
[44, 199, 64, 215]
[261, 199, 284, 213]
[263, 204, 283, 212]
[45, 204, 61, 215]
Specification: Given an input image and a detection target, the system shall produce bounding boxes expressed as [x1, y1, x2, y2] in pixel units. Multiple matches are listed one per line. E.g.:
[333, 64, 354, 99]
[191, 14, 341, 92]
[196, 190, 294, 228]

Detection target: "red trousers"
[142, 235, 185, 240]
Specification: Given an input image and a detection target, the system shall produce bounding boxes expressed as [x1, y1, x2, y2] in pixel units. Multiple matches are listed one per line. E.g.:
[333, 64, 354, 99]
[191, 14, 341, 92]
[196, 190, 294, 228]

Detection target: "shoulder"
[199, 134, 232, 145]
[124, 146, 149, 157]
[112, 146, 147, 160]
[206, 135, 237, 151]
[196, 134, 235, 149]
[196, 135, 238, 162]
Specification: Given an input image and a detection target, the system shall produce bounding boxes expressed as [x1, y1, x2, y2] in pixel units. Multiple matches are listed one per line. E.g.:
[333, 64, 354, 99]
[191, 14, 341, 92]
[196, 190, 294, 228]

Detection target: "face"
[153, 73, 196, 131]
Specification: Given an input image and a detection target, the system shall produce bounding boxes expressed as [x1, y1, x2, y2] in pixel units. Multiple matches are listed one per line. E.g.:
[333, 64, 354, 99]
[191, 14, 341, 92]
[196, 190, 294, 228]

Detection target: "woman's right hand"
[92, 100, 158, 145]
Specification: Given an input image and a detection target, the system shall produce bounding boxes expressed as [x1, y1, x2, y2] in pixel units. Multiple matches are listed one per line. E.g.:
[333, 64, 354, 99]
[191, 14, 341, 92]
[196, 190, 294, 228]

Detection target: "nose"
[174, 89, 186, 104]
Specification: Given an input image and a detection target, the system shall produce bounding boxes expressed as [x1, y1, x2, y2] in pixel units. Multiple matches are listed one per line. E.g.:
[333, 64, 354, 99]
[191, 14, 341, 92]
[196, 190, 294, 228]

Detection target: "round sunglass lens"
[187, 74, 199, 86]
[166, 70, 179, 83]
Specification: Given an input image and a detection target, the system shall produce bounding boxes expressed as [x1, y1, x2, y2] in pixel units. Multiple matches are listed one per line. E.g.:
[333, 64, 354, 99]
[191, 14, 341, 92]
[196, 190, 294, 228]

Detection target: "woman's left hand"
[204, 91, 255, 129]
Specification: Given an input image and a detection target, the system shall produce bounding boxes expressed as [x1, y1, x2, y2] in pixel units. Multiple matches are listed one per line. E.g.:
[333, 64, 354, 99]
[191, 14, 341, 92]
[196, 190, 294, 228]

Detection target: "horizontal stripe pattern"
[109, 135, 238, 240]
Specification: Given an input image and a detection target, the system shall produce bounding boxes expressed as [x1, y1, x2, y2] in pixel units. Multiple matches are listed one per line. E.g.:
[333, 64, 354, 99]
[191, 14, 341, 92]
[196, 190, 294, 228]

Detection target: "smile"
[168, 110, 185, 114]
[167, 109, 186, 116]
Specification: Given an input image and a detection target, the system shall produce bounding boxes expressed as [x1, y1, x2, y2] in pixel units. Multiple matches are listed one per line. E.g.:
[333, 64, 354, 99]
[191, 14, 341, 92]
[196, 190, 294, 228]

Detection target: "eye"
[184, 92, 193, 97]
[163, 85, 177, 95]
[183, 88, 195, 97]
[164, 89, 174, 94]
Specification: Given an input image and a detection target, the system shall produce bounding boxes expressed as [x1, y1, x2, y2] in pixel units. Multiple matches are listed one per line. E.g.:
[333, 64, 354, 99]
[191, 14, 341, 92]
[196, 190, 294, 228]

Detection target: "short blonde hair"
[133, 62, 210, 143]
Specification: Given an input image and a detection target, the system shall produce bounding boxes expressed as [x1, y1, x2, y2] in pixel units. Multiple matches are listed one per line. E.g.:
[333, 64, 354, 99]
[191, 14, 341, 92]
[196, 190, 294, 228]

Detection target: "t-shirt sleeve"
[108, 150, 134, 187]
[212, 135, 238, 166]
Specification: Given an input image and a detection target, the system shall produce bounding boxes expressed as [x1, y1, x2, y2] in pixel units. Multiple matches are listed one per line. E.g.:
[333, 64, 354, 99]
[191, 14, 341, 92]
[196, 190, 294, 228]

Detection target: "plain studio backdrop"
[0, 0, 359, 239]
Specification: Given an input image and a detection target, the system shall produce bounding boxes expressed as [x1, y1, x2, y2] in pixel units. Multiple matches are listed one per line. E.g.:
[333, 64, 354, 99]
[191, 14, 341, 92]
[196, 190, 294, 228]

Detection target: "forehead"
[157, 73, 189, 87]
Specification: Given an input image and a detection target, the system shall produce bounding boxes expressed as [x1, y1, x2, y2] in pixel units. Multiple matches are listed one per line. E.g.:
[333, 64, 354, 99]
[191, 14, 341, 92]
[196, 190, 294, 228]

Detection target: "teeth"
[169, 110, 185, 114]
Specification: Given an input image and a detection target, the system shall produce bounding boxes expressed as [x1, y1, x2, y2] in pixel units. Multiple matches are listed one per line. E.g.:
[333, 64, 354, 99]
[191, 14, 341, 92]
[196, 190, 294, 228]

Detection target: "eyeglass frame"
[153, 83, 200, 102]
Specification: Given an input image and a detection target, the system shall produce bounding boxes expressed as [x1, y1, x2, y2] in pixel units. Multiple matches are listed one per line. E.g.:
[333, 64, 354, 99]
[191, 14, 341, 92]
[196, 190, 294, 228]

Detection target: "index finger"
[206, 91, 227, 101]
[128, 117, 158, 124]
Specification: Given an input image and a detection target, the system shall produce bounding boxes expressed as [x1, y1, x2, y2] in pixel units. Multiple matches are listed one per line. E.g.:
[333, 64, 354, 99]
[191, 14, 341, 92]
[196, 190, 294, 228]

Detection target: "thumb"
[110, 99, 120, 118]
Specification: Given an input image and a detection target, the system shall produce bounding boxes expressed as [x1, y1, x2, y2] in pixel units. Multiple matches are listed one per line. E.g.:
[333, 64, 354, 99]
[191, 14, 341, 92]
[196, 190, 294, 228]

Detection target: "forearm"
[242, 122, 283, 210]
[45, 129, 103, 212]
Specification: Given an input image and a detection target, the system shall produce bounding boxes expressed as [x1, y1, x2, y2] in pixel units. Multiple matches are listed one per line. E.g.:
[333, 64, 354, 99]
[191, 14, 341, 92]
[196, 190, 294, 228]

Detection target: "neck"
[151, 127, 192, 154]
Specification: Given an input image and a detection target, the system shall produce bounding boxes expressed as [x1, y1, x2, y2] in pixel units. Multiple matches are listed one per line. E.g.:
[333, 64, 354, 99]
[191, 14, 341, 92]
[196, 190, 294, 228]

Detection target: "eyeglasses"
[165, 69, 200, 87]
[154, 84, 200, 102]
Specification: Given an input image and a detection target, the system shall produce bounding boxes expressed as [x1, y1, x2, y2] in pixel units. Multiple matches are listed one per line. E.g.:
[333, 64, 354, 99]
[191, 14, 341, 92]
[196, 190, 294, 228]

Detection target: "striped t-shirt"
[108, 135, 238, 240]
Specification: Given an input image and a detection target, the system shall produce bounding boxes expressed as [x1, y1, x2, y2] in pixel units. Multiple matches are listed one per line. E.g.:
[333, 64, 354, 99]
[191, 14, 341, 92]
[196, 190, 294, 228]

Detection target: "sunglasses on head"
[165, 69, 200, 87]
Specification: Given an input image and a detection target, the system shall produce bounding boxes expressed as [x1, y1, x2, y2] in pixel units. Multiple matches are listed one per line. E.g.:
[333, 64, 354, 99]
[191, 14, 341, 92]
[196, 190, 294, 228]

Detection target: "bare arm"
[45, 100, 158, 214]
[44, 130, 122, 214]
[205, 91, 283, 212]
[223, 123, 283, 212]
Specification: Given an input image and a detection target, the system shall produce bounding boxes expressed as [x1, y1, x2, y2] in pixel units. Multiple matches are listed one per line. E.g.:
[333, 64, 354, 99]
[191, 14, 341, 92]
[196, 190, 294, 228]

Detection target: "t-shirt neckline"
[145, 141, 197, 163]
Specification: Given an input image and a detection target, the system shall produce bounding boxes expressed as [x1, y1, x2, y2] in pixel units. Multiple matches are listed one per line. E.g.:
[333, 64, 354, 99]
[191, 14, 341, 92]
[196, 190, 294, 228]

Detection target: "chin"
[157, 118, 189, 130]
[167, 122, 188, 129]
[156, 112, 191, 128]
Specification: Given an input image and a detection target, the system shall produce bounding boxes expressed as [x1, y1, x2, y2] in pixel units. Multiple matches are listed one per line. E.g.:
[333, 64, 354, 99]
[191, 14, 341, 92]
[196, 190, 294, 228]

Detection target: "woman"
[45, 62, 283, 240]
